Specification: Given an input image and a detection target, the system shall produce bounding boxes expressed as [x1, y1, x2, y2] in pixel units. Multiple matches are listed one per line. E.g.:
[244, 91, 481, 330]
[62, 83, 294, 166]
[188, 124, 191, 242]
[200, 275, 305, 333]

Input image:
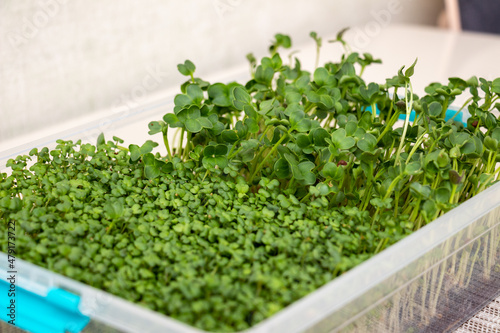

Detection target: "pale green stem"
[394, 81, 413, 166]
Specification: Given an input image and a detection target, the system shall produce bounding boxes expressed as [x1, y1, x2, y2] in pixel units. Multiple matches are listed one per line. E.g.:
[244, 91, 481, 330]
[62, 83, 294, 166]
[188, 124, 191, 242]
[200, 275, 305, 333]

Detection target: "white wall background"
[0, 0, 444, 144]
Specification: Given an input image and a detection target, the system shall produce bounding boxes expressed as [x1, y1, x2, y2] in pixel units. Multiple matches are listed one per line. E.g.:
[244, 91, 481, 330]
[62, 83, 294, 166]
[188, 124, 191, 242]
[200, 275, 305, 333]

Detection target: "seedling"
[1, 29, 500, 332]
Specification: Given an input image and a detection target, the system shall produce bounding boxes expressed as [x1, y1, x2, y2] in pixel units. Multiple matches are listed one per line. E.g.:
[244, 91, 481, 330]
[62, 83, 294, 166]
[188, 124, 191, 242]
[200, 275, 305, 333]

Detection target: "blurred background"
[0, 0, 499, 148]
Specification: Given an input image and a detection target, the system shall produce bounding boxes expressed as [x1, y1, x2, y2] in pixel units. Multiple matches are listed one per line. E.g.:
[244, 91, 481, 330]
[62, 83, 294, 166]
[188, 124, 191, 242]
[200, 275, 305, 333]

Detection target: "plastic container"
[1, 96, 499, 333]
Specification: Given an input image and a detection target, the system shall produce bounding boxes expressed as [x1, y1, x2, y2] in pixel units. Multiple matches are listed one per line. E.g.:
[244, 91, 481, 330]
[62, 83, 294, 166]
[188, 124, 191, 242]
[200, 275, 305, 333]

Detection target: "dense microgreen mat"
[1, 30, 500, 331]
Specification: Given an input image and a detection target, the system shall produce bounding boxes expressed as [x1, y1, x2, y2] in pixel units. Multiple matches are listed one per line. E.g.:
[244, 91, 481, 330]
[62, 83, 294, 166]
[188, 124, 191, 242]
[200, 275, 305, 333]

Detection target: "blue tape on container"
[0, 280, 90, 333]
[366, 106, 466, 126]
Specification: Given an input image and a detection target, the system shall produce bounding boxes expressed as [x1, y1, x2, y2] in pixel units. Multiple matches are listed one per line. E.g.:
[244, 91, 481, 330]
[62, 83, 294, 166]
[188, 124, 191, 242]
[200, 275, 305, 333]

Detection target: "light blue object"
[0, 279, 90, 333]
[366, 105, 466, 126]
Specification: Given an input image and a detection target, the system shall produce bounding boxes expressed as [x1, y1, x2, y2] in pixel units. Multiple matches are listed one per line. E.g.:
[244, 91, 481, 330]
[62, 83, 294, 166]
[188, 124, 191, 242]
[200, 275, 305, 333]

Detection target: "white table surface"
[2, 24, 500, 168]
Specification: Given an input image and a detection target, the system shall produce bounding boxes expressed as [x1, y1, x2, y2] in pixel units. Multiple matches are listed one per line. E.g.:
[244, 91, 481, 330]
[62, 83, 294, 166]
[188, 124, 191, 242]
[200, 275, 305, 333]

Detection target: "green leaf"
[221, 130, 239, 144]
[140, 140, 158, 155]
[492, 78, 500, 95]
[345, 121, 357, 136]
[296, 161, 316, 185]
[255, 65, 274, 86]
[104, 200, 124, 220]
[285, 91, 302, 104]
[491, 128, 500, 142]
[358, 111, 373, 130]
[295, 75, 310, 91]
[317, 183, 330, 196]
[203, 145, 215, 157]
[296, 134, 311, 148]
[163, 113, 183, 128]
[245, 118, 259, 133]
[436, 150, 450, 168]
[174, 85, 204, 108]
[289, 109, 305, 127]
[359, 83, 380, 103]
[314, 67, 329, 86]
[129, 144, 142, 162]
[174, 94, 192, 108]
[244, 105, 258, 118]
[142, 152, 156, 166]
[274, 158, 291, 178]
[97, 133, 106, 146]
[405, 161, 422, 175]
[271, 33, 291, 50]
[177, 60, 195, 76]
[271, 53, 283, 70]
[404, 58, 418, 77]
[214, 144, 228, 156]
[203, 156, 228, 170]
[435, 187, 451, 203]
[144, 165, 161, 179]
[184, 60, 195, 73]
[321, 162, 344, 181]
[370, 197, 393, 209]
[208, 83, 232, 107]
[186, 84, 204, 105]
[177, 106, 200, 122]
[241, 139, 259, 151]
[461, 136, 483, 158]
[339, 75, 361, 86]
[449, 170, 463, 184]
[422, 199, 437, 222]
[233, 86, 252, 110]
[428, 102, 442, 117]
[336, 27, 349, 42]
[198, 117, 213, 129]
[357, 133, 377, 152]
[450, 146, 461, 159]
[318, 94, 334, 109]
[177, 64, 189, 76]
[410, 182, 432, 199]
[235, 121, 248, 138]
[312, 128, 330, 147]
[449, 132, 470, 146]
[112, 136, 124, 143]
[295, 118, 312, 133]
[157, 159, 174, 174]
[184, 119, 202, 133]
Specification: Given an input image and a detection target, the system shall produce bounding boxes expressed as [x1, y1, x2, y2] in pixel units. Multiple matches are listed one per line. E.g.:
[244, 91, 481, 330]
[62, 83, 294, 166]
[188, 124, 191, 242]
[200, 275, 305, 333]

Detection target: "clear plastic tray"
[1, 94, 500, 333]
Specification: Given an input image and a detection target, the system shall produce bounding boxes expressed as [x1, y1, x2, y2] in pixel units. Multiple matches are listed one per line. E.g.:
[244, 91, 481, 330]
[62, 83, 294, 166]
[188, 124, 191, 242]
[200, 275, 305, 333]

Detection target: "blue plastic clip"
[366, 106, 466, 126]
[0, 280, 90, 333]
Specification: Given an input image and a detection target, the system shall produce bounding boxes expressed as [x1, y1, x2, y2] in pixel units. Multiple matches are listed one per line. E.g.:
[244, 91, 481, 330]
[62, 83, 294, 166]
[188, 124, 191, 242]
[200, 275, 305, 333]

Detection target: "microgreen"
[2, 29, 500, 332]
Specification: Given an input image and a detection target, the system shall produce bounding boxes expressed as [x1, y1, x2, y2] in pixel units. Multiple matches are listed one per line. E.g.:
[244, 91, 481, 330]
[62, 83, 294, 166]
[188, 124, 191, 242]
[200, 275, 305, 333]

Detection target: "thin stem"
[377, 111, 400, 144]
[300, 193, 311, 203]
[407, 133, 427, 161]
[163, 133, 172, 160]
[440, 96, 450, 119]
[314, 44, 320, 69]
[249, 128, 292, 183]
[449, 97, 473, 122]
[394, 81, 413, 166]
[384, 174, 404, 200]
[177, 128, 185, 158]
[359, 65, 366, 78]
